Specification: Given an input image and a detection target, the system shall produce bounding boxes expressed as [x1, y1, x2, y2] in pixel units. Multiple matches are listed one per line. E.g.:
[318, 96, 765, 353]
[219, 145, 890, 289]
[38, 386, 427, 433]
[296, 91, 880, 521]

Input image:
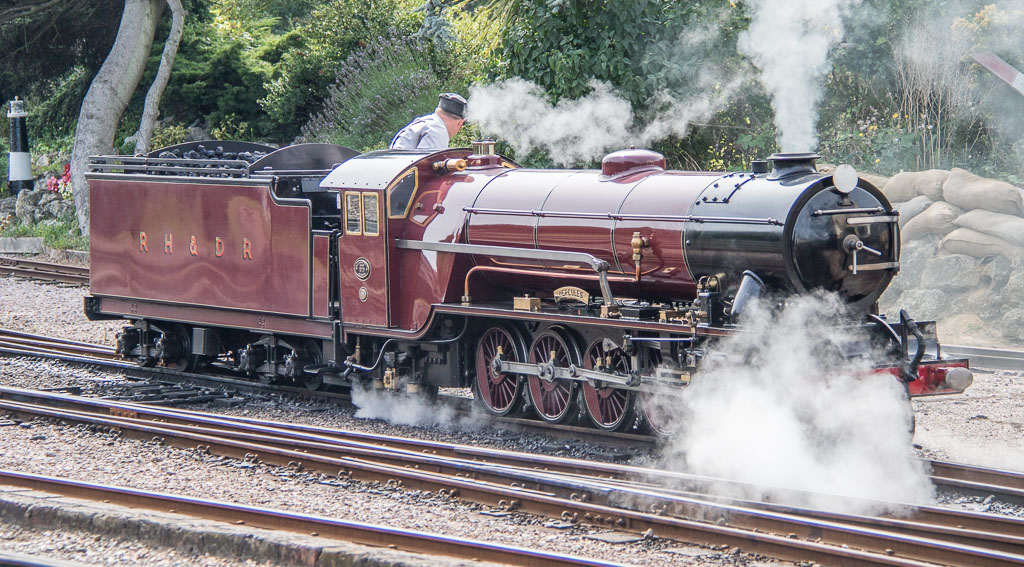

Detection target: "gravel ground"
[2, 275, 1023, 565]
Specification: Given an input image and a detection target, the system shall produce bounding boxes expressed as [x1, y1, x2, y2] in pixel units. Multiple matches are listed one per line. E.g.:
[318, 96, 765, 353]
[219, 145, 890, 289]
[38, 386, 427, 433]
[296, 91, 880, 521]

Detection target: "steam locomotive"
[84, 140, 972, 433]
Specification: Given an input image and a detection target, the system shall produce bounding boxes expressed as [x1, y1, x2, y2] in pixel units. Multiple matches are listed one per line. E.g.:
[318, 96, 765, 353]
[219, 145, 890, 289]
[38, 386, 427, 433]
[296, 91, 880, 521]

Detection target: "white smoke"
[467, 78, 634, 165]
[466, 10, 742, 166]
[351, 381, 484, 430]
[738, 0, 861, 153]
[659, 292, 934, 514]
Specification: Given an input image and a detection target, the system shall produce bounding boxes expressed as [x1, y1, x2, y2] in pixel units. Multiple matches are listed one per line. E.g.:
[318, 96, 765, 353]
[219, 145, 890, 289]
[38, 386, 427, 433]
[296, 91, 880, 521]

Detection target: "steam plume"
[737, 0, 862, 153]
[466, 11, 741, 165]
[658, 293, 933, 514]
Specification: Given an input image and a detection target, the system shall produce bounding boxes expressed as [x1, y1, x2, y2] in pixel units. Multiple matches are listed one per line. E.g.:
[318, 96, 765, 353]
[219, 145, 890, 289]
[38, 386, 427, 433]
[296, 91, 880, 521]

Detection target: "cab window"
[387, 169, 418, 218]
[344, 192, 362, 235]
[362, 193, 379, 236]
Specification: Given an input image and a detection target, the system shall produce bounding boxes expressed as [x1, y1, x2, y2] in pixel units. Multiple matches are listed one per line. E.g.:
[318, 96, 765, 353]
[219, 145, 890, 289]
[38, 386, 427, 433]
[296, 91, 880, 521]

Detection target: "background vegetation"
[2, 0, 1024, 224]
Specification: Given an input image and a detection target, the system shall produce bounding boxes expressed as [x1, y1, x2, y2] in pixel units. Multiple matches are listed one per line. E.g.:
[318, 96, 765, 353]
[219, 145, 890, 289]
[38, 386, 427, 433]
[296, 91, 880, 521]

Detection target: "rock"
[919, 254, 980, 292]
[1000, 308, 1024, 342]
[895, 236, 940, 290]
[15, 188, 44, 224]
[0, 195, 16, 216]
[964, 290, 1006, 323]
[941, 312, 986, 344]
[13, 187, 73, 224]
[979, 255, 1013, 290]
[1002, 270, 1024, 297]
[185, 126, 211, 142]
[897, 289, 952, 320]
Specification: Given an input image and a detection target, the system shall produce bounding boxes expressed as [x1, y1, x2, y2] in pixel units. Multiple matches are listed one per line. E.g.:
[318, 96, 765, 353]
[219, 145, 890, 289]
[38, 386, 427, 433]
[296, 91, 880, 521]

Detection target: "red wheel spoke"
[582, 338, 635, 431]
[475, 327, 523, 416]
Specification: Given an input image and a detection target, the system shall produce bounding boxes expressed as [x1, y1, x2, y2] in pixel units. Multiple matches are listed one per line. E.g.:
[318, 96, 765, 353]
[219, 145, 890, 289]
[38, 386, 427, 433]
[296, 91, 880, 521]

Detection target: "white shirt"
[389, 113, 449, 150]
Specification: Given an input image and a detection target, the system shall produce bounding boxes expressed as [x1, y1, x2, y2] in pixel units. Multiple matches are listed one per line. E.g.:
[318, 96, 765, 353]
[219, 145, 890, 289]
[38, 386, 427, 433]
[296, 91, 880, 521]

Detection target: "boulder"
[0, 195, 16, 216]
[1000, 308, 1024, 342]
[919, 253, 980, 292]
[893, 236, 940, 291]
[896, 289, 953, 321]
[979, 255, 1014, 291]
[14, 188, 74, 225]
[15, 188, 44, 224]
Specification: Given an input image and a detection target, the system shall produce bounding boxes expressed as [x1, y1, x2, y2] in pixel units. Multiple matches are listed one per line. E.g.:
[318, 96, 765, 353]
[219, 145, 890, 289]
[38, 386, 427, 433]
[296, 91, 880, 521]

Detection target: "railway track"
[943, 344, 1024, 371]
[2, 386, 1023, 567]
[0, 327, 654, 448]
[0, 256, 88, 285]
[0, 469, 615, 567]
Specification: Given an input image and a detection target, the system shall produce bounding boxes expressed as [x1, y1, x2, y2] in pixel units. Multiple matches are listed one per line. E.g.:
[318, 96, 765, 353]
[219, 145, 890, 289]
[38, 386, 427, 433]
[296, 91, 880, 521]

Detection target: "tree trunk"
[70, 0, 163, 237]
[134, 0, 185, 155]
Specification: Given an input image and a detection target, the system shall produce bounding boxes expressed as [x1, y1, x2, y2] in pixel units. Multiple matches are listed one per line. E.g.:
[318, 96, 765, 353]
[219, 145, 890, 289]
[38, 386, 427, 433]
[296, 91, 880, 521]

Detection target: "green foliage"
[155, 11, 278, 140]
[0, 0, 122, 109]
[499, 0, 686, 106]
[211, 0, 321, 31]
[302, 34, 464, 151]
[259, 0, 422, 140]
[23, 66, 92, 142]
[1, 214, 89, 251]
[151, 123, 189, 150]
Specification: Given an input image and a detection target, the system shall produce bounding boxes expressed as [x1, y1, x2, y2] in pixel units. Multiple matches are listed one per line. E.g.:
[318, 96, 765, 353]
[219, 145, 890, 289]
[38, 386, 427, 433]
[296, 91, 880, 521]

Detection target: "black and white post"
[7, 97, 32, 196]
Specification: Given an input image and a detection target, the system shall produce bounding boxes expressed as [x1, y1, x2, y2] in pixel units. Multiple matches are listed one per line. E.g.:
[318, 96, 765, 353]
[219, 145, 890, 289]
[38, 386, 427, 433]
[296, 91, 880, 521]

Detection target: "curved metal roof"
[319, 148, 468, 190]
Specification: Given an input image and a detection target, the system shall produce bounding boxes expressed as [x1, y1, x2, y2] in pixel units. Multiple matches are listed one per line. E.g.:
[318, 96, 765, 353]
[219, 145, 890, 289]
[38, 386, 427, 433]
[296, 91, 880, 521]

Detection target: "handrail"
[395, 239, 615, 306]
[462, 206, 782, 225]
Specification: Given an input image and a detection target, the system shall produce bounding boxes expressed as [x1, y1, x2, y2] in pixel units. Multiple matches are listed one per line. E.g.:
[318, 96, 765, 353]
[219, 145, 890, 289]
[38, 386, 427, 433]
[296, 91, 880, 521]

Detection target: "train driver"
[389, 92, 467, 150]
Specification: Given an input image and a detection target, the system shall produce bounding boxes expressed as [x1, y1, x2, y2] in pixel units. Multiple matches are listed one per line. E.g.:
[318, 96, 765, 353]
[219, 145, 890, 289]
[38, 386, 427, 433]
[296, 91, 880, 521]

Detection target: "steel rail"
[0, 329, 119, 361]
[943, 344, 1024, 371]
[2, 385, 1022, 526]
[0, 469, 615, 567]
[0, 256, 89, 285]
[2, 332, 1022, 507]
[2, 389, 1022, 567]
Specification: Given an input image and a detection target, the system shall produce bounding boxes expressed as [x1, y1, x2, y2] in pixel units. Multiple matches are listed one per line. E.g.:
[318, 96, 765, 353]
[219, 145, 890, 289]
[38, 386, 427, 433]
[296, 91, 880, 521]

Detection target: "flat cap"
[438, 92, 467, 118]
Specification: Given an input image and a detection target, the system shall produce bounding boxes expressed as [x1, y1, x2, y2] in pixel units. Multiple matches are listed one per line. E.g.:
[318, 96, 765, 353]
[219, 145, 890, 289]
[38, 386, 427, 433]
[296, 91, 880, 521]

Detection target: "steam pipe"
[900, 309, 925, 382]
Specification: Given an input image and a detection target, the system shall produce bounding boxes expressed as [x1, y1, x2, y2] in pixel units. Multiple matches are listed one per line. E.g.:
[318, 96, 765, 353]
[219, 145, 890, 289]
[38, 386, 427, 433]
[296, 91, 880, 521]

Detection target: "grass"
[1, 215, 89, 251]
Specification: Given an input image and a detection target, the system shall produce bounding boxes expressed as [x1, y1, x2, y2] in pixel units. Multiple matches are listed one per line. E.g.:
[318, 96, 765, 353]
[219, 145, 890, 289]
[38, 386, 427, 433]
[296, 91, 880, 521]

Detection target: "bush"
[301, 33, 464, 151]
[151, 123, 189, 150]
[1, 214, 88, 251]
[259, 0, 422, 140]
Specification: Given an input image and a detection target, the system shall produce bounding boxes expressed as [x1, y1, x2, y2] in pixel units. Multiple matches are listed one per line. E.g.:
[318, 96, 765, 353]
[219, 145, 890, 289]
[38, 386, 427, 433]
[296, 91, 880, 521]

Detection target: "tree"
[70, 0, 163, 235]
[134, 0, 185, 154]
[0, 0, 122, 105]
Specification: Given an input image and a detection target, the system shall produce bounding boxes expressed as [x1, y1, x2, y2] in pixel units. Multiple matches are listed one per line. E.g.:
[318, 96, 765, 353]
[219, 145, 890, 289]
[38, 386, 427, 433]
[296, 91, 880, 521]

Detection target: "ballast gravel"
[2, 274, 1024, 566]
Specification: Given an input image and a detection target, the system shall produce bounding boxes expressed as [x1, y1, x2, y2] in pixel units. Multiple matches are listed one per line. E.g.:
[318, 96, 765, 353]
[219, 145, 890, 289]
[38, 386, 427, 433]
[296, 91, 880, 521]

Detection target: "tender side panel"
[89, 177, 312, 316]
[312, 232, 331, 319]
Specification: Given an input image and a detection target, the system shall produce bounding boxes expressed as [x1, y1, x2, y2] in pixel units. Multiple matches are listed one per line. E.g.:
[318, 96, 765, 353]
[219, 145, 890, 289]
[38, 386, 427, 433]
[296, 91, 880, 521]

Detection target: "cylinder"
[7, 97, 32, 195]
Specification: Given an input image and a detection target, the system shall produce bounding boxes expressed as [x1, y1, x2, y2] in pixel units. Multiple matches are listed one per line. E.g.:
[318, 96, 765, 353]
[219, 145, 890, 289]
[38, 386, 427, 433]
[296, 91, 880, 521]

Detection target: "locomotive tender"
[85, 140, 972, 433]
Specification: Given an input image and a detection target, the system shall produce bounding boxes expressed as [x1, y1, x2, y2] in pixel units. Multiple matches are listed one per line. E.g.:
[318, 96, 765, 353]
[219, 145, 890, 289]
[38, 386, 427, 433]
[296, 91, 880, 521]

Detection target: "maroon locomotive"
[84, 140, 972, 433]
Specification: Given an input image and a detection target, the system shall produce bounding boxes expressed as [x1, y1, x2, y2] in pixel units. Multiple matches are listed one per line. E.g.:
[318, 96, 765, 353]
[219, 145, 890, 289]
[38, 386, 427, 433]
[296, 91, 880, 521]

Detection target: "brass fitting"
[432, 158, 467, 172]
[631, 231, 649, 281]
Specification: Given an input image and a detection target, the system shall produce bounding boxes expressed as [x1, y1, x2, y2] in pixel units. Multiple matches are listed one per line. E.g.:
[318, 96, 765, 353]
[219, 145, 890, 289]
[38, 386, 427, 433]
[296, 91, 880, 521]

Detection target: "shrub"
[151, 123, 189, 150]
[259, 0, 422, 140]
[301, 33, 464, 151]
